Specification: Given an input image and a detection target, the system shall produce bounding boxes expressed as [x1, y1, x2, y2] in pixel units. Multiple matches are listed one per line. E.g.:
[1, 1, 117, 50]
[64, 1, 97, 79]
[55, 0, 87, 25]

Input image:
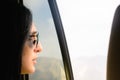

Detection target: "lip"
[32, 57, 37, 64]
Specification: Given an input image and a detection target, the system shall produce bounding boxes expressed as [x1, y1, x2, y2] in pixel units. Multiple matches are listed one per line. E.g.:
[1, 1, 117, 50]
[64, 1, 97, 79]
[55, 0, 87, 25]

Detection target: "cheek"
[21, 44, 35, 74]
[21, 56, 35, 74]
[22, 55, 32, 71]
[22, 54, 32, 67]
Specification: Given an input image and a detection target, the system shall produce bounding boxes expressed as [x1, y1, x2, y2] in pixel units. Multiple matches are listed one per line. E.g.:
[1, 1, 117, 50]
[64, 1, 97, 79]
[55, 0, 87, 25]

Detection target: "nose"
[34, 42, 43, 53]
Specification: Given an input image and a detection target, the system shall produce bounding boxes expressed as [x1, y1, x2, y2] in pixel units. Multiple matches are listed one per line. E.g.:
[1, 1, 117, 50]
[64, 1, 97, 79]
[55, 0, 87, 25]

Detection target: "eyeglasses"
[27, 32, 39, 48]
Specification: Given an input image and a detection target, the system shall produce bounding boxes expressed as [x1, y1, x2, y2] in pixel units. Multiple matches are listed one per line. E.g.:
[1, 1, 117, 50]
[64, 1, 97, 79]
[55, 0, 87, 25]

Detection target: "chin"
[21, 67, 36, 74]
[29, 67, 36, 74]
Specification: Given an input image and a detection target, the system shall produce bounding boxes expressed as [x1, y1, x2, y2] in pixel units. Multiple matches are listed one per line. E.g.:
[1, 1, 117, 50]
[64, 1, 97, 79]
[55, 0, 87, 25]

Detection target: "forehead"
[30, 22, 37, 33]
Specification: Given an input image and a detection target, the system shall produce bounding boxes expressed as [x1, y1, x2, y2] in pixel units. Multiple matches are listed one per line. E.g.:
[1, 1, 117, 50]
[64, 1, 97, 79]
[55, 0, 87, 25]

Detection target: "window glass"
[56, 0, 120, 80]
[24, 0, 67, 80]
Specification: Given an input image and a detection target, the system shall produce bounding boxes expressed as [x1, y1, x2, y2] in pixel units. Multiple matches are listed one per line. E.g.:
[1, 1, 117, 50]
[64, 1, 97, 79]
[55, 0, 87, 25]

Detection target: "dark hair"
[2, 1, 32, 80]
[107, 5, 120, 80]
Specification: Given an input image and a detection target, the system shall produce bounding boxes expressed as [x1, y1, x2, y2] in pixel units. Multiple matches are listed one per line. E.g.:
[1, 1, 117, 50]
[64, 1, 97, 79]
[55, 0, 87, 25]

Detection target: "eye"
[33, 40, 37, 45]
[27, 32, 39, 47]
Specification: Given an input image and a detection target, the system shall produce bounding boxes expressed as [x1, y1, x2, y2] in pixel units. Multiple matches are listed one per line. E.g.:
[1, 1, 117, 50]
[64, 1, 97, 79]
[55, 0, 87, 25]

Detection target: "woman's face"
[21, 22, 42, 74]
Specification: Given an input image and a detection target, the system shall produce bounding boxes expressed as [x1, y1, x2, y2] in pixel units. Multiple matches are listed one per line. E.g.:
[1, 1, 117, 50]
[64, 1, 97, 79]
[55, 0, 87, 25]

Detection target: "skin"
[21, 22, 42, 74]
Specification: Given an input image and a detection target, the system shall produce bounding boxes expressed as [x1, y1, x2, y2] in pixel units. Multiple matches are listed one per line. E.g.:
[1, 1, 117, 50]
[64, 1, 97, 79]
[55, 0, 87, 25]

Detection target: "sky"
[24, 0, 120, 59]
[24, 0, 120, 80]
[55, 1, 120, 80]
[56, 0, 120, 59]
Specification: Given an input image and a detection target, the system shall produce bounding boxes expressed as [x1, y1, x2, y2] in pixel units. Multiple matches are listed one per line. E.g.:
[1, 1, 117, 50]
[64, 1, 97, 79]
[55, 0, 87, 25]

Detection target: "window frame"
[48, 0, 74, 80]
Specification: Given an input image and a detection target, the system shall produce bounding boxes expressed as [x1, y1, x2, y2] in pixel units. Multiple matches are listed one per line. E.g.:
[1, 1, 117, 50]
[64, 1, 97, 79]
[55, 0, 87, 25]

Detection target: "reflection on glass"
[24, 0, 66, 80]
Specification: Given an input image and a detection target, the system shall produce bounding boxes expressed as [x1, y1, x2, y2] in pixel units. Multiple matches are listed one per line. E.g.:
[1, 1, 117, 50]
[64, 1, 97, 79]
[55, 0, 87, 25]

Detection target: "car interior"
[107, 4, 120, 80]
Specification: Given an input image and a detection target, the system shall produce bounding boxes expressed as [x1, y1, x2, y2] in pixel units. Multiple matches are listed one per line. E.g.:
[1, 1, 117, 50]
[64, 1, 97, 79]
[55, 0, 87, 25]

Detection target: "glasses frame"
[28, 32, 39, 48]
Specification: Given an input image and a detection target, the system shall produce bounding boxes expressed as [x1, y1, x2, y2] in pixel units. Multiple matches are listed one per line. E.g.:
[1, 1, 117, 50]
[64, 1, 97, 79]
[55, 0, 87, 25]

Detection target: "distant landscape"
[71, 55, 107, 80]
[29, 57, 66, 80]
[29, 55, 107, 80]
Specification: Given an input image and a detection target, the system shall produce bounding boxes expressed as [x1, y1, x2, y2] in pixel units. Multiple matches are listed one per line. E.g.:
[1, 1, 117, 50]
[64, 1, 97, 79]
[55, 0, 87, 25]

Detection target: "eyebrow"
[28, 31, 39, 37]
[30, 31, 38, 35]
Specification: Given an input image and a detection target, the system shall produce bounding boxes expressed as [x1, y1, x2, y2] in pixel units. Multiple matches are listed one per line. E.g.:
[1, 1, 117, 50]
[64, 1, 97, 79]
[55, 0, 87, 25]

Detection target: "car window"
[56, 0, 120, 80]
[23, 0, 74, 80]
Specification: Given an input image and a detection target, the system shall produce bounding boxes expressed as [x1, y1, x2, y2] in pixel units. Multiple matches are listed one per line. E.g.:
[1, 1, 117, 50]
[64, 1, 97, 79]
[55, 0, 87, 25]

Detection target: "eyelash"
[28, 38, 37, 45]
[33, 39, 37, 45]
[28, 32, 39, 47]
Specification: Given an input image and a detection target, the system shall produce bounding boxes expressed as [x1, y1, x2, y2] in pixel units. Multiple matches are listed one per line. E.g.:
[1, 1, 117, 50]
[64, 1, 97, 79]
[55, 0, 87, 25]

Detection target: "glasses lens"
[28, 32, 39, 47]
[36, 33, 39, 47]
